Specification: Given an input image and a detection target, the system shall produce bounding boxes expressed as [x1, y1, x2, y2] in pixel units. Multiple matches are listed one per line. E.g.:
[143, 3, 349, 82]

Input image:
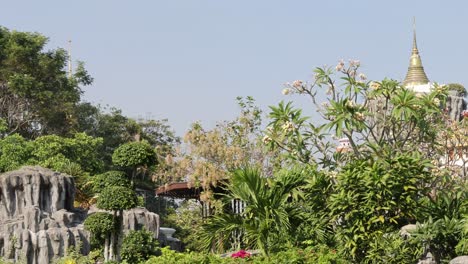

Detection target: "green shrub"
[145, 246, 346, 264]
[410, 217, 465, 263]
[121, 229, 160, 263]
[83, 212, 115, 248]
[91, 171, 131, 194]
[54, 245, 93, 264]
[364, 232, 421, 264]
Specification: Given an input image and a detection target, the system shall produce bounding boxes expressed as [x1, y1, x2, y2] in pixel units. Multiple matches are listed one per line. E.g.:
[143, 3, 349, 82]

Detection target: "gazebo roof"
[156, 182, 202, 199]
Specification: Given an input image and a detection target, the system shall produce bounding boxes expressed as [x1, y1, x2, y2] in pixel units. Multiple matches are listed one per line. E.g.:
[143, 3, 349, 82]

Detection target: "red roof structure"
[156, 182, 202, 199]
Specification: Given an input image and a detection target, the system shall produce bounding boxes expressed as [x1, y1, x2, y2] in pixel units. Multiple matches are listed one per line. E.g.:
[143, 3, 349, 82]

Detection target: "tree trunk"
[104, 234, 109, 262]
[109, 232, 114, 261]
[116, 209, 124, 262]
[109, 210, 117, 261]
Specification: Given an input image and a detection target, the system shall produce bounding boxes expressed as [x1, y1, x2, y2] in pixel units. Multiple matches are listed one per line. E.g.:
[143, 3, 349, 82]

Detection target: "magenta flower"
[231, 250, 251, 258]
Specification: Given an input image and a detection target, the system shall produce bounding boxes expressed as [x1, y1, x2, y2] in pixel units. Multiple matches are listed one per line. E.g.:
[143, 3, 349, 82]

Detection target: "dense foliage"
[1, 26, 467, 264]
[121, 230, 161, 263]
[112, 141, 157, 181]
[0, 27, 92, 138]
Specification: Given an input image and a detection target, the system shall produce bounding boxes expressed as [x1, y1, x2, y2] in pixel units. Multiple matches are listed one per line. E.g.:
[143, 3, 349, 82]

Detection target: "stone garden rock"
[0, 166, 160, 264]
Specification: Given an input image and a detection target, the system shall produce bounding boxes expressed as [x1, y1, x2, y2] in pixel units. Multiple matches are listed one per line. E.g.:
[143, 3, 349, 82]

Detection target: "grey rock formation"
[0, 166, 160, 264]
[87, 206, 160, 238]
[446, 93, 467, 121]
[399, 224, 417, 238]
[450, 256, 468, 264]
[122, 208, 160, 237]
[0, 166, 85, 264]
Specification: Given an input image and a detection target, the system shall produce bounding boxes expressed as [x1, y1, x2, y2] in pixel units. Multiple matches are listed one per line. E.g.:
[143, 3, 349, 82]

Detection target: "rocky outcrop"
[123, 208, 160, 237]
[0, 166, 87, 264]
[446, 93, 467, 121]
[87, 206, 160, 238]
[450, 256, 468, 264]
[0, 166, 160, 264]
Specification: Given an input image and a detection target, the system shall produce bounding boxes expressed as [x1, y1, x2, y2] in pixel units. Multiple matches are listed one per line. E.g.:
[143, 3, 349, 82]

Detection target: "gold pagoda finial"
[403, 17, 429, 87]
[412, 17, 418, 54]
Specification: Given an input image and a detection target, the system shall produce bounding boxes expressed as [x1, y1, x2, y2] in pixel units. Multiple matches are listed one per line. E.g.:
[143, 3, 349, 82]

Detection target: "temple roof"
[403, 21, 430, 87]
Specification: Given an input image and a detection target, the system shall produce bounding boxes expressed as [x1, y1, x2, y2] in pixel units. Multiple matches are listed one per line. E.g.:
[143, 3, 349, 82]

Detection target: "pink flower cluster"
[231, 250, 251, 258]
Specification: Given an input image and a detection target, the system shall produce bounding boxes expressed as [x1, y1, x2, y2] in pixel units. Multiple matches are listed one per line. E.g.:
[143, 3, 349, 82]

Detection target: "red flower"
[231, 250, 251, 258]
[462, 110, 468, 118]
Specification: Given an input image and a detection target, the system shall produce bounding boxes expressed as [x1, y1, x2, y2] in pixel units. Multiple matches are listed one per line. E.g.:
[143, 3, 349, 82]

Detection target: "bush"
[145, 246, 346, 264]
[91, 171, 131, 194]
[112, 141, 156, 170]
[83, 212, 115, 248]
[54, 245, 93, 264]
[121, 229, 160, 263]
[410, 217, 465, 263]
[364, 232, 421, 264]
[96, 186, 138, 211]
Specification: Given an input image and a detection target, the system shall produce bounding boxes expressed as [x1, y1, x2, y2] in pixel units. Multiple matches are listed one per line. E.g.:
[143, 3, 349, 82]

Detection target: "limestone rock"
[400, 224, 417, 238]
[446, 93, 467, 121]
[450, 256, 468, 264]
[87, 206, 160, 238]
[0, 166, 160, 263]
[0, 166, 86, 264]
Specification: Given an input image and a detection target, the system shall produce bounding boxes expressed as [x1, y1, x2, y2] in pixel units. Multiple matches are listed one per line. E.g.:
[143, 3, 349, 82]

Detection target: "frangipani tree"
[266, 60, 448, 168]
[262, 60, 468, 261]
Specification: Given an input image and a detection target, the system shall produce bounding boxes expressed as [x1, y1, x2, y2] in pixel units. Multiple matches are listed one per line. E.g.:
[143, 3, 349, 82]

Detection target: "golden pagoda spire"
[403, 18, 429, 87]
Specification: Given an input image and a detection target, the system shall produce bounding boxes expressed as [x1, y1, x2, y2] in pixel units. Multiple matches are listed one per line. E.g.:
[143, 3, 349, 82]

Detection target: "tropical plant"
[328, 151, 434, 261]
[266, 61, 448, 170]
[364, 232, 421, 264]
[410, 217, 465, 263]
[202, 166, 308, 255]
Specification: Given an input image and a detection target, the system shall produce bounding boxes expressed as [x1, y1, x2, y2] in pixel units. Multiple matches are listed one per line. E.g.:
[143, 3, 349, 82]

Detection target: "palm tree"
[202, 167, 307, 255]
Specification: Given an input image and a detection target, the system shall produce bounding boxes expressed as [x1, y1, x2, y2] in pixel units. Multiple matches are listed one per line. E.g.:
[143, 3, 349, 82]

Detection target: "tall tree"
[0, 27, 92, 138]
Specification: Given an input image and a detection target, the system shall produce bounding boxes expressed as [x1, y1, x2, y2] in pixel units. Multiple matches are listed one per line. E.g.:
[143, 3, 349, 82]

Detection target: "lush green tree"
[84, 212, 116, 255]
[78, 107, 140, 167]
[121, 229, 161, 263]
[0, 26, 92, 138]
[0, 132, 104, 207]
[138, 118, 180, 157]
[90, 170, 131, 194]
[328, 151, 434, 260]
[29, 133, 104, 174]
[0, 133, 31, 171]
[112, 141, 157, 183]
[96, 185, 138, 262]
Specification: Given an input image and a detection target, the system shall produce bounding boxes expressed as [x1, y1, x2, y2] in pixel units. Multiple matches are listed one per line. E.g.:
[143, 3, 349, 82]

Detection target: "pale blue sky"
[3, 1, 467, 135]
